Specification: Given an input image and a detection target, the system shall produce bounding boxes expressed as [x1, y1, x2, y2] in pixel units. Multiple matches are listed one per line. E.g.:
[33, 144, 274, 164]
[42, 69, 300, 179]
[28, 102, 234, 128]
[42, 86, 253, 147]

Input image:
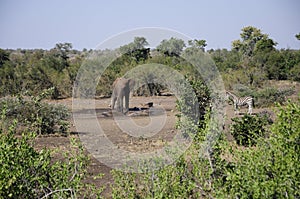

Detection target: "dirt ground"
[40, 96, 180, 197]
[37, 83, 299, 197]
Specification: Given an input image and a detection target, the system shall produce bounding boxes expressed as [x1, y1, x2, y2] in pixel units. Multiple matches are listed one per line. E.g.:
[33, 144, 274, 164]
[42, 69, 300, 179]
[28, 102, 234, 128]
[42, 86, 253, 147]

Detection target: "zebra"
[225, 91, 254, 115]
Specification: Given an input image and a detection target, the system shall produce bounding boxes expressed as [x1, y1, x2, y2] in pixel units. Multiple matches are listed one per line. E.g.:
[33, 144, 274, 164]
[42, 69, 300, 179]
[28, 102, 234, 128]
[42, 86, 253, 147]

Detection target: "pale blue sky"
[0, 0, 299, 50]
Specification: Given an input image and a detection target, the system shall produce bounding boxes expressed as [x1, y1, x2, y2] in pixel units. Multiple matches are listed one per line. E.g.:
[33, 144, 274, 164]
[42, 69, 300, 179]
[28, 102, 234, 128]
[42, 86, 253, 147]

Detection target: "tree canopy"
[232, 26, 277, 57]
[156, 37, 186, 56]
[0, 26, 299, 98]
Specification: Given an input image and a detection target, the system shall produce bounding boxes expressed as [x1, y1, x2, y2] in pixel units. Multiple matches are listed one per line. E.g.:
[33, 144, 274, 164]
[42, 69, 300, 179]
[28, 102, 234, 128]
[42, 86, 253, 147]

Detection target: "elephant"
[111, 77, 135, 113]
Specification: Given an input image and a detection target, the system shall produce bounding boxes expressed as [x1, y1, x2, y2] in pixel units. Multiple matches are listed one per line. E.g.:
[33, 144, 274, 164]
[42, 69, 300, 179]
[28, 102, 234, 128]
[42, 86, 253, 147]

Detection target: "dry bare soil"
[38, 96, 180, 197]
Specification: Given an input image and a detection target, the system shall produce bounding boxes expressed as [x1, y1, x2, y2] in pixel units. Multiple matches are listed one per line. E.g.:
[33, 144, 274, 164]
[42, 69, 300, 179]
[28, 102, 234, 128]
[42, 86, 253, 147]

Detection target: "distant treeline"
[1, 26, 299, 99]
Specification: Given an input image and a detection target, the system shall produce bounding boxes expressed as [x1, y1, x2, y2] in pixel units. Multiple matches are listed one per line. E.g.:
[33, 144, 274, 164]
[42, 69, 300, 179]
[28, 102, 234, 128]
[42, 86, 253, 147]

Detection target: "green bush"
[289, 63, 300, 81]
[0, 100, 105, 198]
[0, 124, 52, 198]
[0, 88, 70, 134]
[256, 87, 294, 107]
[219, 99, 300, 198]
[230, 113, 272, 146]
[111, 156, 204, 199]
[0, 121, 105, 198]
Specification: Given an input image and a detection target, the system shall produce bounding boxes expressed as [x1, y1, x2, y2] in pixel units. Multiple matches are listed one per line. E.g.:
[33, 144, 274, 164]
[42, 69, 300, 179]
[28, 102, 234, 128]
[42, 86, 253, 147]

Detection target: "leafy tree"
[54, 42, 73, 60]
[119, 37, 150, 62]
[265, 49, 300, 80]
[45, 43, 73, 71]
[254, 37, 277, 53]
[232, 26, 276, 58]
[289, 63, 300, 81]
[0, 49, 10, 68]
[296, 33, 300, 41]
[133, 37, 149, 49]
[188, 39, 207, 51]
[209, 48, 241, 71]
[157, 37, 186, 56]
[120, 37, 149, 53]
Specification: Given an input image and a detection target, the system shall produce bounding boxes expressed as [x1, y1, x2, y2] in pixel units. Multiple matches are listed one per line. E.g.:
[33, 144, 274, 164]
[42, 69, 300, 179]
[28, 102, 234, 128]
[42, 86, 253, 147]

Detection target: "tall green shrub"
[219, 99, 300, 198]
[0, 88, 70, 134]
[230, 114, 271, 146]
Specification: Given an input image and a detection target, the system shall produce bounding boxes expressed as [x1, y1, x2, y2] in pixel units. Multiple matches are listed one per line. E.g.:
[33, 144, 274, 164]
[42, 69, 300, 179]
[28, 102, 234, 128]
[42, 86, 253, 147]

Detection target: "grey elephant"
[111, 77, 135, 113]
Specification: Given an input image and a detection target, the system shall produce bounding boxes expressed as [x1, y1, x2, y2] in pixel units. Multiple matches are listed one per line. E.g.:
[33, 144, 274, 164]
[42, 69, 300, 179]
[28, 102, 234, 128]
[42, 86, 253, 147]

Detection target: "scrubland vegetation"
[0, 26, 299, 198]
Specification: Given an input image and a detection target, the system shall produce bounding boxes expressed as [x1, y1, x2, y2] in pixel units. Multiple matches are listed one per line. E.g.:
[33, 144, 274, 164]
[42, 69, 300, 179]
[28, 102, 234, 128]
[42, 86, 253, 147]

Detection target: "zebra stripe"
[226, 91, 254, 114]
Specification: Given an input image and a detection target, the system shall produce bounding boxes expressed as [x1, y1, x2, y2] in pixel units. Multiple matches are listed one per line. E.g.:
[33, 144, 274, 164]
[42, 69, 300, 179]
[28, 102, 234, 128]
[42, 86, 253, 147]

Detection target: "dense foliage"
[219, 99, 300, 198]
[0, 88, 69, 134]
[230, 113, 272, 146]
[0, 129, 85, 198]
[1, 26, 299, 101]
[0, 115, 104, 198]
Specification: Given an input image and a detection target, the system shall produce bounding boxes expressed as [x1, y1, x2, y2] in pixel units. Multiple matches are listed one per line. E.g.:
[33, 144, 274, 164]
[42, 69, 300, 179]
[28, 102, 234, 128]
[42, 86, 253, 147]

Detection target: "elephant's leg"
[111, 93, 117, 110]
[124, 92, 129, 113]
[119, 95, 124, 113]
[115, 96, 120, 112]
